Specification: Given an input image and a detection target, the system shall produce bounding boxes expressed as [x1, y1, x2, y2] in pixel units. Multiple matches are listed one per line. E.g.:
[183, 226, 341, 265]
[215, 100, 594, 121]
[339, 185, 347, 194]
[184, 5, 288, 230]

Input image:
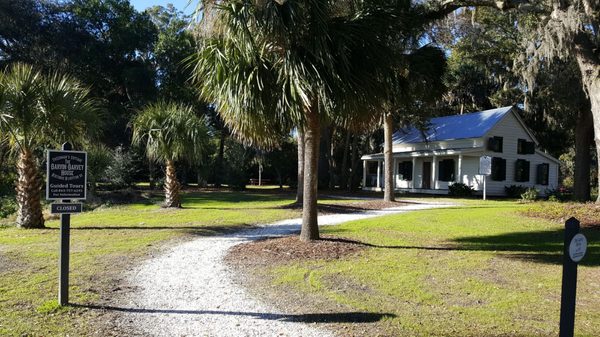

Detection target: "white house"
[361, 106, 560, 196]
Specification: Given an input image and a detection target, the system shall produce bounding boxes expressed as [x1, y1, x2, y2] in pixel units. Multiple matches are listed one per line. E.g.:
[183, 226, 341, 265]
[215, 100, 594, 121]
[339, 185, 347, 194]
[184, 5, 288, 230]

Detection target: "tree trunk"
[149, 160, 155, 190]
[214, 130, 226, 188]
[164, 160, 181, 208]
[300, 106, 320, 241]
[15, 149, 44, 228]
[296, 127, 305, 204]
[573, 108, 593, 201]
[340, 130, 351, 190]
[326, 125, 336, 190]
[348, 133, 359, 191]
[574, 34, 600, 202]
[383, 113, 395, 202]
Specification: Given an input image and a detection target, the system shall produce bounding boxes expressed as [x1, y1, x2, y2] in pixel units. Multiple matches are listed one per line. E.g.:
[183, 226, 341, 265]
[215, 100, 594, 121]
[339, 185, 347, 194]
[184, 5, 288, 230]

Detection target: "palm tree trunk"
[296, 127, 305, 204]
[348, 133, 359, 191]
[164, 160, 181, 208]
[214, 131, 226, 188]
[340, 130, 350, 190]
[16, 149, 44, 228]
[301, 107, 320, 241]
[326, 125, 336, 190]
[383, 113, 395, 202]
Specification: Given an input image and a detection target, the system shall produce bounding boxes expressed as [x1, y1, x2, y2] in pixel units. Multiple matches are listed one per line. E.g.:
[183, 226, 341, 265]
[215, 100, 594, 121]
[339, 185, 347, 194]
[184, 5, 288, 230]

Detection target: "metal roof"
[392, 106, 514, 144]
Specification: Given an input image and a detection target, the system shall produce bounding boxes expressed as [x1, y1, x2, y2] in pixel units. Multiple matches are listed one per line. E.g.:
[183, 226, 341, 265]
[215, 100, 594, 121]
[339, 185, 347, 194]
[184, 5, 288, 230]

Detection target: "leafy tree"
[0, 63, 100, 228]
[436, 0, 600, 201]
[192, 0, 429, 241]
[132, 101, 209, 207]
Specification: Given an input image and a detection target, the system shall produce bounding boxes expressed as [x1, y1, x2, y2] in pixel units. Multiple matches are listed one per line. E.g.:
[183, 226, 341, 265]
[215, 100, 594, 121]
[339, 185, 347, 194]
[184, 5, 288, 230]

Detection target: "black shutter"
[492, 157, 506, 181]
[537, 163, 549, 185]
[517, 139, 525, 154]
[527, 141, 536, 154]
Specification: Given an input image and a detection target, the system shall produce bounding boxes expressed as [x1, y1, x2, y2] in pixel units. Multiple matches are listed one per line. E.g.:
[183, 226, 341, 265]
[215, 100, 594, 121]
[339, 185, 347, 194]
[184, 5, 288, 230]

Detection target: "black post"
[58, 142, 72, 306]
[559, 217, 580, 337]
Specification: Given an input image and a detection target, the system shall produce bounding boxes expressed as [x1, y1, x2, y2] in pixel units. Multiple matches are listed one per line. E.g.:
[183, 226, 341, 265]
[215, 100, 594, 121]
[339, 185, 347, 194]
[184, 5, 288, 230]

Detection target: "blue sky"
[130, 0, 196, 14]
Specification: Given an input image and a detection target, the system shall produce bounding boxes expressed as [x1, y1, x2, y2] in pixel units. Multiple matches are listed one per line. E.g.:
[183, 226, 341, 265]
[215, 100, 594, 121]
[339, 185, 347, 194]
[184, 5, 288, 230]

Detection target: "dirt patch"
[227, 235, 367, 264]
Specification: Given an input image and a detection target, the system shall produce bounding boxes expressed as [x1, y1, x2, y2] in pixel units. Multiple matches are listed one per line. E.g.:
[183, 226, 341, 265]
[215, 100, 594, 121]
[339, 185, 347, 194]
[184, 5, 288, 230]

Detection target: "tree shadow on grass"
[46, 225, 253, 237]
[451, 227, 600, 266]
[72, 303, 394, 323]
[321, 229, 600, 266]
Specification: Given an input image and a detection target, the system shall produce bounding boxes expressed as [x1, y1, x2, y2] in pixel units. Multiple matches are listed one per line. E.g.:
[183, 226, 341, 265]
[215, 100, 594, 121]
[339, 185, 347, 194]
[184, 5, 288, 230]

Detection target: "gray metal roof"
[392, 106, 514, 144]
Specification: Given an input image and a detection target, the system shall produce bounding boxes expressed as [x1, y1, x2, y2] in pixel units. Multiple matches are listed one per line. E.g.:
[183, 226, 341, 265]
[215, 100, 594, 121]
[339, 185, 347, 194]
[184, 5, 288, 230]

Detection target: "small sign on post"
[479, 156, 492, 200]
[46, 143, 87, 306]
[559, 217, 587, 337]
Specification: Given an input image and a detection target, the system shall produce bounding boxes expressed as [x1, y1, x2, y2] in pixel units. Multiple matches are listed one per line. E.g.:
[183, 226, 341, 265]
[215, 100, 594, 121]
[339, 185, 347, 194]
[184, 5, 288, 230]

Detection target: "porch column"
[393, 158, 397, 189]
[432, 156, 438, 189]
[376, 160, 381, 189]
[362, 160, 367, 188]
[457, 154, 463, 183]
[411, 157, 417, 189]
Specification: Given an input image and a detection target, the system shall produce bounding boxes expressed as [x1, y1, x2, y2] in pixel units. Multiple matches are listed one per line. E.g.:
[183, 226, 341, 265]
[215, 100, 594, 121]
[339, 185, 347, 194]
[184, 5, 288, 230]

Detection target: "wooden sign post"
[559, 217, 587, 337]
[46, 142, 87, 306]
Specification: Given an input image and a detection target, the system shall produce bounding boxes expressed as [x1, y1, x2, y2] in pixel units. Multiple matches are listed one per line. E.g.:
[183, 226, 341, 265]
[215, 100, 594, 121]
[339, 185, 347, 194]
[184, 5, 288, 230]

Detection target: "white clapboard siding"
[476, 112, 559, 196]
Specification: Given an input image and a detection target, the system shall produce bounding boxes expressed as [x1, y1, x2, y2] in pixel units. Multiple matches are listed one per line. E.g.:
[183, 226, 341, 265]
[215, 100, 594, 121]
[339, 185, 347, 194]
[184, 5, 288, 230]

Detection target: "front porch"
[361, 148, 484, 193]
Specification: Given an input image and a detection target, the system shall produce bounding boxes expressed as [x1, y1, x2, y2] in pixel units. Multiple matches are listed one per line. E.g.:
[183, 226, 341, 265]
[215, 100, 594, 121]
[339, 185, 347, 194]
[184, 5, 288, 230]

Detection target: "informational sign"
[51, 203, 82, 214]
[569, 233, 587, 263]
[46, 150, 87, 200]
[479, 156, 492, 175]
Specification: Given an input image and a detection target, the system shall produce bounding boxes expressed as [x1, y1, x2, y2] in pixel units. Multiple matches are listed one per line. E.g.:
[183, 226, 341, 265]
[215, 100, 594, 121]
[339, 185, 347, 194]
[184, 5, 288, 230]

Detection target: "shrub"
[505, 185, 527, 198]
[102, 146, 137, 189]
[521, 187, 539, 202]
[448, 182, 474, 197]
[545, 187, 571, 202]
[0, 197, 17, 219]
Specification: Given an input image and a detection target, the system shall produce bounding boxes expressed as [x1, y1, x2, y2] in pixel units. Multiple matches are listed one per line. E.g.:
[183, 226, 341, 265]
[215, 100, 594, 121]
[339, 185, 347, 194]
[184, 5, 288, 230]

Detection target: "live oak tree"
[132, 101, 209, 208]
[433, 0, 600, 200]
[191, 0, 421, 240]
[0, 63, 100, 228]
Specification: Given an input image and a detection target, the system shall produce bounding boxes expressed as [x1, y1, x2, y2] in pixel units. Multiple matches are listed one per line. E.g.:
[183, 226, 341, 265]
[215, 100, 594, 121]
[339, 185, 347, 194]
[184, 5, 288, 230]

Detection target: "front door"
[422, 162, 431, 189]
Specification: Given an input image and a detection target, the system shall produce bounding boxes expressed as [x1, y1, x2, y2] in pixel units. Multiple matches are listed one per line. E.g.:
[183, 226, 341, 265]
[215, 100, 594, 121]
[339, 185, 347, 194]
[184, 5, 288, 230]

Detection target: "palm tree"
[382, 46, 447, 202]
[191, 0, 420, 241]
[132, 101, 209, 208]
[0, 63, 100, 228]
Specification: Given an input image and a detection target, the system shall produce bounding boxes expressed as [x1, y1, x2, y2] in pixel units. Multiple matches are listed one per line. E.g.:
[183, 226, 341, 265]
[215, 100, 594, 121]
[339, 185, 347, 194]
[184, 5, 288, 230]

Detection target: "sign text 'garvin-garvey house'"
[361, 106, 560, 196]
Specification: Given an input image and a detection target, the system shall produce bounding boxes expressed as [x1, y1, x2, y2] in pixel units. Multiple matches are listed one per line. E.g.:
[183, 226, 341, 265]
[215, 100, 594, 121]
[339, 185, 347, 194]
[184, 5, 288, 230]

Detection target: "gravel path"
[112, 201, 453, 337]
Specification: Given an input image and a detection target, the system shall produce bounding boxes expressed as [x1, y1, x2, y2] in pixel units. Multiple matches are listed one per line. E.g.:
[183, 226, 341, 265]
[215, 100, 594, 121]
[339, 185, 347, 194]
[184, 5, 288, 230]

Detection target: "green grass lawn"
[0, 191, 304, 336]
[266, 200, 600, 337]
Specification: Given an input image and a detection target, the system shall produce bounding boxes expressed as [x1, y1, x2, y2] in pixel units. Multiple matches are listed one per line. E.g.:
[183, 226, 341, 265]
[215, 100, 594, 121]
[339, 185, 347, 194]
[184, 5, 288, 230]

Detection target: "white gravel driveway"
[111, 201, 452, 337]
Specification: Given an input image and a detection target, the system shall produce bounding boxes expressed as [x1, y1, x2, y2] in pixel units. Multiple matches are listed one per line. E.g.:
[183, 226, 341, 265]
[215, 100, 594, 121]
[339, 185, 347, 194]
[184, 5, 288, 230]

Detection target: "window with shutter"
[536, 163, 549, 185]
[438, 159, 455, 182]
[491, 157, 506, 181]
[487, 136, 503, 152]
[398, 161, 413, 181]
[518, 139, 536, 154]
[515, 159, 530, 182]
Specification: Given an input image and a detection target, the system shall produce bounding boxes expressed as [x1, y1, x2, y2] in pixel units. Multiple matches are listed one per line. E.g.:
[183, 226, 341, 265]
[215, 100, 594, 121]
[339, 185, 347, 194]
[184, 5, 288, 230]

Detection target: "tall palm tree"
[132, 101, 209, 208]
[191, 0, 420, 241]
[0, 63, 100, 228]
[382, 46, 447, 202]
